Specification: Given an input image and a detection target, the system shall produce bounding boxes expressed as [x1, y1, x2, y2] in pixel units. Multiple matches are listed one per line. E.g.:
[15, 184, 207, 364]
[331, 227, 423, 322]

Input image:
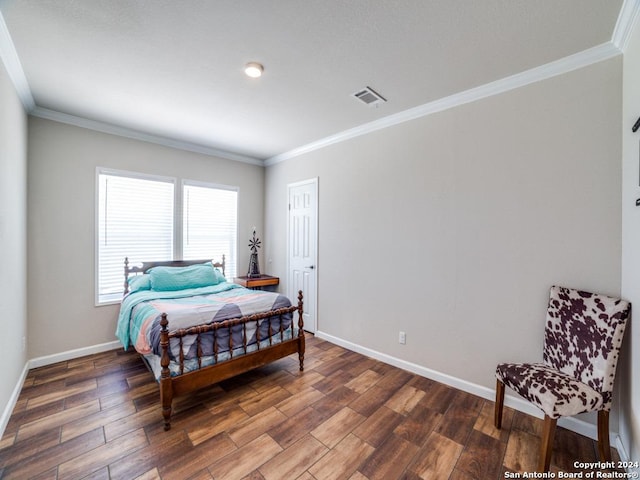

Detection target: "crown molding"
[612, 0, 640, 52]
[2, 3, 631, 168]
[265, 42, 621, 166]
[1, 10, 262, 166]
[0, 10, 35, 111]
[31, 106, 264, 166]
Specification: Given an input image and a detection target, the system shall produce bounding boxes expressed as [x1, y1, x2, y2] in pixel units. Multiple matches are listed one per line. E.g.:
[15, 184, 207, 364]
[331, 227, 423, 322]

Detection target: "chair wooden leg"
[495, 379, 505, 429]
[538, 415, 557, 473]
[597, 410, 612, 462]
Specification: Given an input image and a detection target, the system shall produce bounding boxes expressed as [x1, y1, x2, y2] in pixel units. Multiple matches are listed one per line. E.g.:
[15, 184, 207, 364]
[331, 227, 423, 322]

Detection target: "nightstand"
[234, 275, 280, 290]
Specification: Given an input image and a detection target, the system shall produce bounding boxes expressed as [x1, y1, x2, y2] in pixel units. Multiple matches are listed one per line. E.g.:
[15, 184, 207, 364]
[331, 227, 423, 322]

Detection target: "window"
[96, 169, 238, 305]
[97, 171, 174, 304]
[183, 181, 238, 279]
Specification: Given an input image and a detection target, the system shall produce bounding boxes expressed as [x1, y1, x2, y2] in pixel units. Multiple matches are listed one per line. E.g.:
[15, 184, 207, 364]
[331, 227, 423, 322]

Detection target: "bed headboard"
[123, 255, 226, 295]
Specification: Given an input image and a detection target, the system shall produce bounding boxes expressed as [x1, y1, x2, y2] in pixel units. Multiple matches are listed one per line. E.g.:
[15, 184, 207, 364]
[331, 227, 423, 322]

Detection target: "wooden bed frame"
[123, 257, 305, 430]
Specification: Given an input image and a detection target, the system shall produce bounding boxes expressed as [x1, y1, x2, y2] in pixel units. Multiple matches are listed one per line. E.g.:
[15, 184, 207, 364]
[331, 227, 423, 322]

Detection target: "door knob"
[306, 265, 315, 269]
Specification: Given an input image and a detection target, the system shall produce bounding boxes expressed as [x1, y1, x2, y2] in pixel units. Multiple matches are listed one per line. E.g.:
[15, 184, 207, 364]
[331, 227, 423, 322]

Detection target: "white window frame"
[95, 167, 239, 306]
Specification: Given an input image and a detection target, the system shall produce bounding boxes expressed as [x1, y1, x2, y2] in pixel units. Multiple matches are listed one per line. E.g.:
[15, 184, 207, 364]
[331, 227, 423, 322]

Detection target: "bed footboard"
[159, 291, 304, 430]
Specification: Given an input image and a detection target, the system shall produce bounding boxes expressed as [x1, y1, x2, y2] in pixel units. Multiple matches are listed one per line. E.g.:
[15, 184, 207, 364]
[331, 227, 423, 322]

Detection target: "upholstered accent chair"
[494, 286, 630, 472]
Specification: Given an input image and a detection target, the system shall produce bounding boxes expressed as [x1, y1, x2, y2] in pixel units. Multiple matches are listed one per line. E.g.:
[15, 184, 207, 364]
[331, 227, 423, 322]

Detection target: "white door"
[288, 179, 318, 333]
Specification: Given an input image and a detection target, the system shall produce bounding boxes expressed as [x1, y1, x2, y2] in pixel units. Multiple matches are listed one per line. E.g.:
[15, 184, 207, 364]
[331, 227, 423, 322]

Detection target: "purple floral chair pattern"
[494, 286, 630, 472]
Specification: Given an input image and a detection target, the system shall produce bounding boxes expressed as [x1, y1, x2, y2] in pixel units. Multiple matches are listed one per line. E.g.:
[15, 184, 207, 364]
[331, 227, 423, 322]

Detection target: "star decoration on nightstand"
[248, 230, 261, 253]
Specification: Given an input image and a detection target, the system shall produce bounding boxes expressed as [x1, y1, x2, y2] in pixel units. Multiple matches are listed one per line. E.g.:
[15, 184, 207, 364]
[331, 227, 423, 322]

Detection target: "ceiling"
[0, 0, 632, 164]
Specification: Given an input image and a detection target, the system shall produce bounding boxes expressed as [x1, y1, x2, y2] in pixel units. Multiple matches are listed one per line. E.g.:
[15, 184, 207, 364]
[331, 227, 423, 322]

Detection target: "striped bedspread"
[116, 283, 294, 365]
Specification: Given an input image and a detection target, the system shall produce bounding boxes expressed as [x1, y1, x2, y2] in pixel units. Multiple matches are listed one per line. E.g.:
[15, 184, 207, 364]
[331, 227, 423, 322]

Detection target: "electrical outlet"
[398, 331, 406, 345]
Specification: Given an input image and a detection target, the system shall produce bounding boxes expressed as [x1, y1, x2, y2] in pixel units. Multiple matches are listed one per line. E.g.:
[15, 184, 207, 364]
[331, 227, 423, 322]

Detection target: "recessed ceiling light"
[245, 62, 264, 78]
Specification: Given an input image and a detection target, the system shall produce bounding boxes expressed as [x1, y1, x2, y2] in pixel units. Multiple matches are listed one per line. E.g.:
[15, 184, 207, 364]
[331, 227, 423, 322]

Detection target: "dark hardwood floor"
[0, 335, 623, 479]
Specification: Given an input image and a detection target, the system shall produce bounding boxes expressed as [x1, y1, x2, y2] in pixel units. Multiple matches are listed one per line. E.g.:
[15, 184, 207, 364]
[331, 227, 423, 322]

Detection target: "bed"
[116, 257, 305, 430]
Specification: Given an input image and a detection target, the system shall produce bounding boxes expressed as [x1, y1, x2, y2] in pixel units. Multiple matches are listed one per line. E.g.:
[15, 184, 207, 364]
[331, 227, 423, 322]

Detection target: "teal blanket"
[116, 282, 241, 350]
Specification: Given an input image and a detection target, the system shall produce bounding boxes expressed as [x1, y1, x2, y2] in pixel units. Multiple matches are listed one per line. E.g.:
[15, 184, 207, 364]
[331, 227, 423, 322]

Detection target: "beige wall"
[621, 14, 640, 470]
[0, 59, 28, 429]
[265, 58, 622, 426]
[27, 117, 265, 358]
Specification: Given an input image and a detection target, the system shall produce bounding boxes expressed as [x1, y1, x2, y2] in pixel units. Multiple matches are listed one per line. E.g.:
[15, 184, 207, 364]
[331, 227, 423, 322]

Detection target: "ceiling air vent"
[352, 86, 386, 107]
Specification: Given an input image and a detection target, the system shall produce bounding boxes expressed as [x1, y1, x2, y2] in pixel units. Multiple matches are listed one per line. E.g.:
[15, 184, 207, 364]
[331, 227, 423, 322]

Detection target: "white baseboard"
[0, 361, 29, 441]
[1, 340, 122, 440]
[612, 436, 640, 475]
[315, 330, 611, 442]
[615, 434, 630, 463]
[28, 340, 122, 369]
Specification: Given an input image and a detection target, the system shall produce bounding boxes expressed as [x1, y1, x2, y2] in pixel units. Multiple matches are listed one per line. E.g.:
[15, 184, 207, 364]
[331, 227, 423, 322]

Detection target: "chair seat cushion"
[496, 362, 603, 419]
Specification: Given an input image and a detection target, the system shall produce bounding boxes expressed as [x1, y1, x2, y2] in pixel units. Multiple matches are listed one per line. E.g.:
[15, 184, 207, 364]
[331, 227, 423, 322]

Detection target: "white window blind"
[96, 170, 240, 305]
[183, 182, 238, 280]
[97, 171, 174, 304]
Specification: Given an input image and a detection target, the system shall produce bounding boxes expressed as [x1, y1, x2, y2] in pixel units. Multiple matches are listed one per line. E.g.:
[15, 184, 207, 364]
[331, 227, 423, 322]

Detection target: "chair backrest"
[543, 286, 630, 410]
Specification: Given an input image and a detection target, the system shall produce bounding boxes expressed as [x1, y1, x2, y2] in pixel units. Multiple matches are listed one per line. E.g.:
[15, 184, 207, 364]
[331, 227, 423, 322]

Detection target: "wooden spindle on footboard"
[242, 322, 248, 355]
[213, 329, 219, 363]
[178, 337, 185, 374]
[159, 314, 173, 431]
[256, 318, 261, 349]
[123, 257, 130, 295]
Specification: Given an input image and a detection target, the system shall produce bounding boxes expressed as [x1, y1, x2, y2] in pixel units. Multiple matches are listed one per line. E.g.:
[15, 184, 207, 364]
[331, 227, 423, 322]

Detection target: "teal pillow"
[213, 267, 227, 284]
[149, 263, 219, 291]
[128, 274, 151, 293]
